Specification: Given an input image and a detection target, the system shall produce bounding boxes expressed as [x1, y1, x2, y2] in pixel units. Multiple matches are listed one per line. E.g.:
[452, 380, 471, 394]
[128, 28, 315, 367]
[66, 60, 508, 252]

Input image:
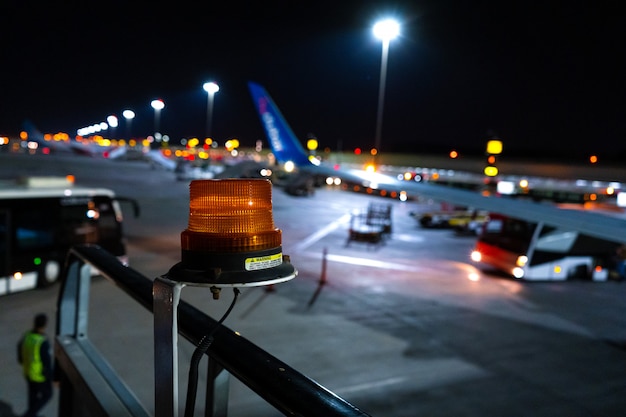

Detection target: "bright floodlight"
[203, 82, 219, 94]
[373, 18, 400, 41]
[151, 99, 165, 110]
[107, 115, 119, 128]
[123, 109, 135, 120]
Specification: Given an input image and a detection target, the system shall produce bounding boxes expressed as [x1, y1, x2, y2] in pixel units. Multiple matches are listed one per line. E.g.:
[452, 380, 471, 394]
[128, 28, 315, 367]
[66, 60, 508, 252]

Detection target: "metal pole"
[374, 39, 390, 154]
[320, 247, 328, 285]
[205, 360, 229, 417]
[153, 276, 185, 417]
[206, 94, 215, 138]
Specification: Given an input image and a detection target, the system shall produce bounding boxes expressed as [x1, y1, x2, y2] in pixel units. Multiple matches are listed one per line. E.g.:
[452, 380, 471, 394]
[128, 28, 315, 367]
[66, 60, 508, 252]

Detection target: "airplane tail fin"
[248, 82, 311, 166]
[22, 120, 45, 142]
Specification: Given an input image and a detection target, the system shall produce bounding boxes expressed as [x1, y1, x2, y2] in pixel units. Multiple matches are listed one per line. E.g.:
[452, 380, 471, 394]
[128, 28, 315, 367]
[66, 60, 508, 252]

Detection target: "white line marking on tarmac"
[293, 213, 351, 252]
[324, 253, 421, 272]
[336, 376, 406, 395]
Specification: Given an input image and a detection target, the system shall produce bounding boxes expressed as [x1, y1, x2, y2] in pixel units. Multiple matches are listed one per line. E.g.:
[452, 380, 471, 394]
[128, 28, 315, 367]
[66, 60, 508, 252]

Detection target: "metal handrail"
[56, 244, 371, 416]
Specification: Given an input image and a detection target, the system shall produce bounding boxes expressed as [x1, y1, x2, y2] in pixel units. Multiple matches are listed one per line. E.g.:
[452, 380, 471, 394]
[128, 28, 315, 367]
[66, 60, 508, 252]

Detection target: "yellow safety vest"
[21, 332, 46, 382]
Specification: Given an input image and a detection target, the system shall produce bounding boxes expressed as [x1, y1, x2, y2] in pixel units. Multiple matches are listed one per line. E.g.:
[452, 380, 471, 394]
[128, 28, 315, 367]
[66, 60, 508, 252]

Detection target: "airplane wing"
[22, 120, 107, 157]
[247, 81, 626, 245]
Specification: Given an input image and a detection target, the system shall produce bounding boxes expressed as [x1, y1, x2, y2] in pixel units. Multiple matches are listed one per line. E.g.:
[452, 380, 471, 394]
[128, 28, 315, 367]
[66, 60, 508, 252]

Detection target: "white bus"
[0, 176, 138, 295]
[470, 212, 622, 281]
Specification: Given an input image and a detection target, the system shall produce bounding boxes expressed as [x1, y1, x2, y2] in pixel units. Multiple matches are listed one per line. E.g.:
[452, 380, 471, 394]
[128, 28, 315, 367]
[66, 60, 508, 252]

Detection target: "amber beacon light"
[167, 179, 297, 287]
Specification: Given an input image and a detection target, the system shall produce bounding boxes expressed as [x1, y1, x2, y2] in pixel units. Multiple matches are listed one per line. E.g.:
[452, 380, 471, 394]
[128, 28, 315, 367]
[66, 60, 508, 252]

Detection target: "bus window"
[59, 204, 99, 244]
[15, 210, 55, 250]
[93, 199, 122, 240]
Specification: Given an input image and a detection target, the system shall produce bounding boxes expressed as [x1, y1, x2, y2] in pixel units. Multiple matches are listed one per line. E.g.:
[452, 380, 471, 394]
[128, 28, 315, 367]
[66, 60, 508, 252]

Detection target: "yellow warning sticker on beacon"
[245, 253, 283, 271]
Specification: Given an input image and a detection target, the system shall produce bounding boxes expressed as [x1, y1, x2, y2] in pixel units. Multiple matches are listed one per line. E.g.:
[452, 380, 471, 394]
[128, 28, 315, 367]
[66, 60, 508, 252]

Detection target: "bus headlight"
[516, 255, 528, 267]
[470, 250, 481, 262]
[513, 267, 525, 279]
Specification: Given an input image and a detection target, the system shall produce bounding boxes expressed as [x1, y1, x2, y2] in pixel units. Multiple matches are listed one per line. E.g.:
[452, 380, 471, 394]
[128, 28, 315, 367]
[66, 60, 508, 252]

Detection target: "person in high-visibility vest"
[17, 313, 53, 417]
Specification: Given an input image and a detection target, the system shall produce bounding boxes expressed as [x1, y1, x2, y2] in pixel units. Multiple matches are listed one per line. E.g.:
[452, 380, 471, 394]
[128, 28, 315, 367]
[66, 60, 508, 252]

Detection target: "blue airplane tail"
[248, 82, 311, 166]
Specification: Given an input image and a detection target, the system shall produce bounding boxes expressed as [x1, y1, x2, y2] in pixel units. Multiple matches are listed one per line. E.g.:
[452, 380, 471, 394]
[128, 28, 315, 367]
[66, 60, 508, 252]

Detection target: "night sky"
[1, 1, 625, 160]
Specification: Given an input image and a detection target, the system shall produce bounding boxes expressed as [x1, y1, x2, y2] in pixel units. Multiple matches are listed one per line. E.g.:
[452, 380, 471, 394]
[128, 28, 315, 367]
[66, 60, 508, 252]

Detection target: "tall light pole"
[203, 82, 219, 139]
[151, 99, 165, 138]
[373, 18, 400, 156]
[122, 109, 135, 140]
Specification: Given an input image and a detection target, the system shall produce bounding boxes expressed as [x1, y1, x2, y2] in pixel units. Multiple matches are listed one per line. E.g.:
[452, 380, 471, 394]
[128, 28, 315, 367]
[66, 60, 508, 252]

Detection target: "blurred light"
[307, 155, 321, 166]
[203, 82, 219, 94]
[123, 109, 135, 120]
[284, 161, 295, 173]
[470, 251, 481, 262]
[486, 140, 503, 154]
[151, 99, 165, 110]
[497, 181, 515, 195]
[484, 166, 498, 177]
[589, 155, 598, 164]
[468, 272, 480, 282]
[373, 18, 400, 41]
[449, 150, 458, 159]
[513, 267, 525, 279]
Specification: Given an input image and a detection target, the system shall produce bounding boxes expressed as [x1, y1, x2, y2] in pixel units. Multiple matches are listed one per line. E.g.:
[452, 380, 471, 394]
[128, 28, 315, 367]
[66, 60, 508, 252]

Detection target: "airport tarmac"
[1, 153, 626, 417]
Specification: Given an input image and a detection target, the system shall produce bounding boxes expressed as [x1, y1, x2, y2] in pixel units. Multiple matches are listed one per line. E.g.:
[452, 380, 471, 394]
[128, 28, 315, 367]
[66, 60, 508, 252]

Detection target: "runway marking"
[393, 233, 425, 243]
[309, 251, 452, 274]
[324, 253, 421, 272]
[336, 376, 406, 394]
[292, 213, 351, 252]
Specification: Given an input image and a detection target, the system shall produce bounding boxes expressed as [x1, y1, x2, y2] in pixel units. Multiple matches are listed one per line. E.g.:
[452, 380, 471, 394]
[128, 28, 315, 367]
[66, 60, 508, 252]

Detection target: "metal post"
[205, 360, 229, 417]
[153, 276, 185, 417]
[320, 247, 328, 285]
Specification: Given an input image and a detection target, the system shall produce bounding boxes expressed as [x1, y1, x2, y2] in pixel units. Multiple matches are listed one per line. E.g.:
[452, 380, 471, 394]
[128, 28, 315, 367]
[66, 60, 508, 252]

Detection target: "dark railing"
[55, 244, 372, 417]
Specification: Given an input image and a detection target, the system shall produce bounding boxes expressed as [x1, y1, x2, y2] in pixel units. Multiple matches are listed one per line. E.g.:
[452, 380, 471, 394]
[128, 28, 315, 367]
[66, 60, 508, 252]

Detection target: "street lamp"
[372, 18, 400, 156]
[151, 99, 165, 138]
[203, 82, 219, 138]
[122, 109, 135, 140]
[107, 115, 118, 139]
